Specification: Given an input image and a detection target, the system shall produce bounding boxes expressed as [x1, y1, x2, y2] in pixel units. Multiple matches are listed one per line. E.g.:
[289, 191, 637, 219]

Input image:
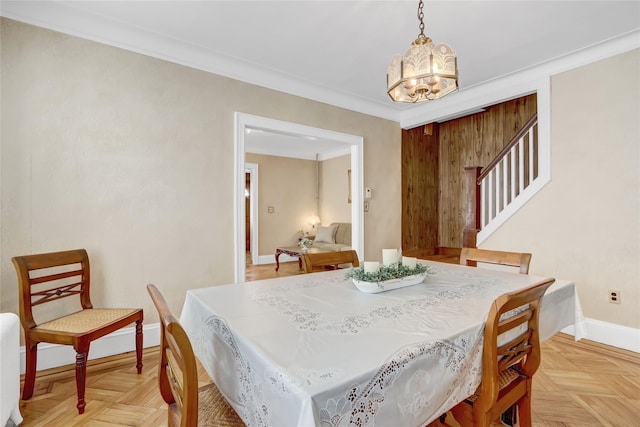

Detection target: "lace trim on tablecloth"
[190, 313, 270, 426]
[319, 329, 484, 427]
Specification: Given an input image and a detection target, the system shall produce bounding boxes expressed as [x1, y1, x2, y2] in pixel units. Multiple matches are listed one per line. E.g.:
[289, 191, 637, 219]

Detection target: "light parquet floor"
[531, 334, 640, 426]
[17, 259, 640, 426]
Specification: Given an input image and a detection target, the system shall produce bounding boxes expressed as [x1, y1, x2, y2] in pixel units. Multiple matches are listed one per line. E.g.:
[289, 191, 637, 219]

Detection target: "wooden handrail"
[478, 113, 538, 183]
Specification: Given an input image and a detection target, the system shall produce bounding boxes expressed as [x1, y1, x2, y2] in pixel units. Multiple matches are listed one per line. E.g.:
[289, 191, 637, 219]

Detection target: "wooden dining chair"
[448, 277, 555, 427]
[146, 284, 244, 427]
[11, 249, 143, 414]
[459, 247, 532, 274]
[302, 250, 360, 273]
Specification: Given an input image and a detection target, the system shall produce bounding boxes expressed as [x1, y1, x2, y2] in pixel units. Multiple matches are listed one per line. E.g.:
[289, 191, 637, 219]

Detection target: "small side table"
[274, 246, 325, 271]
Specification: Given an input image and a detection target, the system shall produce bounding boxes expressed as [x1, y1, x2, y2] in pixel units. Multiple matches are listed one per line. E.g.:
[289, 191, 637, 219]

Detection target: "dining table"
[180, 260, 585, 427]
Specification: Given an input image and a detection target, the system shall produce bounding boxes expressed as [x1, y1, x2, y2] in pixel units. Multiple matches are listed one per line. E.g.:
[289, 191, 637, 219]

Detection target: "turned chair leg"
[135, 319, 143, 374]
[74, 349, 89, 414]
[22, 341, 38, 400]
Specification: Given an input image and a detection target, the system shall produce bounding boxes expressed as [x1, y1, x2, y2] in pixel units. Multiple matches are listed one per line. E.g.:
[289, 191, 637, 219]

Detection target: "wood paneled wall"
[402, 125, 439, 251]
[402, 94, 537, 250]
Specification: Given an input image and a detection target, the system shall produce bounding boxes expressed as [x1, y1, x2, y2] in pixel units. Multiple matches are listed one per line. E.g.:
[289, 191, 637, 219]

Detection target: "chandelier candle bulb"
[382, 249, 399, 266]
[402, 257, 417, 269]
[363, 262, 380, 274]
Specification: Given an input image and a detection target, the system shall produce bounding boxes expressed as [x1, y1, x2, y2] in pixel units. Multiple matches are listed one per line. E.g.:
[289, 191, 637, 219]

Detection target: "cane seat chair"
[11, 249, 143, 414]
[302, 250, 360, 273]
[459, 248, 532, 274]
[146, 284, 244, 427]
[449, 278, 555, 427]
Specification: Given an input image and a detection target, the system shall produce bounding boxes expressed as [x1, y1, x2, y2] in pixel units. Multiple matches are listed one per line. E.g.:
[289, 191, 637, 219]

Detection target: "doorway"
[234, 112, 364, 282]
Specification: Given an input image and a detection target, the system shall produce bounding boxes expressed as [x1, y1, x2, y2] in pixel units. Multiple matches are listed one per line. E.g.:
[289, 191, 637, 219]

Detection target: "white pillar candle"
[382, 249, 398, 266]
[402, 256, 417, 269]
[363, 261, 380, 274]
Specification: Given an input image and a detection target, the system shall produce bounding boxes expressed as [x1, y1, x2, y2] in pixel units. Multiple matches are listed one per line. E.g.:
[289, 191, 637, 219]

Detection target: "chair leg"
[75, 349, 89, 414]
[22, 340, 38, 400]
[516, 395, 532, 427]
[135, 319, 143, 374]
[450, 403, 474, 427]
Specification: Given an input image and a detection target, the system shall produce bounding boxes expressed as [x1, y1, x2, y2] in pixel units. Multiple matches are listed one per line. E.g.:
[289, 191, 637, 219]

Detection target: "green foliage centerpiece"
[346, 251, 432, 293]
[345, 262, 430, 283]
[297, 238, 313, 251]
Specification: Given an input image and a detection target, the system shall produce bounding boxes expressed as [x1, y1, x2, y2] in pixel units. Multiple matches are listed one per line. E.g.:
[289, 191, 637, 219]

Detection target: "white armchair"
[1, 313, 23, 426]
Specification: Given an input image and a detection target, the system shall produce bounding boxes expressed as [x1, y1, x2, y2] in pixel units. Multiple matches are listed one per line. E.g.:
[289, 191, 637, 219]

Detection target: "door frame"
[245, 162, 259, 266]
[234, 112, 364, 282]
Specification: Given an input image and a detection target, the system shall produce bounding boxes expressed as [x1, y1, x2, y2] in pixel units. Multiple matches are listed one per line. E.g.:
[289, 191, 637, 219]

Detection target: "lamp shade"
[387, 0, 458, 103]
[387, 37, 458, 102]
[308, 215, 321, 227]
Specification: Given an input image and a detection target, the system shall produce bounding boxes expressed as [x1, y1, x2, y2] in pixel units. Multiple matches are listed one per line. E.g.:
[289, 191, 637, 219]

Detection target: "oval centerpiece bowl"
[351, 272, 427, 294]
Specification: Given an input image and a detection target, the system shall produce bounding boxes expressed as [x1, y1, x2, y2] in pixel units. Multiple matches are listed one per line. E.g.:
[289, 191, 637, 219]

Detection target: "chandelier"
[387, 0, 458, 103]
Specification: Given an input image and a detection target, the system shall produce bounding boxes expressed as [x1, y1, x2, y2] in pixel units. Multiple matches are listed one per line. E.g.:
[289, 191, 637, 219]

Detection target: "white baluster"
[529, 127, 535, 184]
[490, 169, 497, 221]
[510, 145, 517, 202]
[480, 177, 487, 227]
[518, 138, 525, 194]
[502, 156, 508, 210]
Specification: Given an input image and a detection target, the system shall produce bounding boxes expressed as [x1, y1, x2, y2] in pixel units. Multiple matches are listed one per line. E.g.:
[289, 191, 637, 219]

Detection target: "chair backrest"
[474, 278, 555, 418]
[12, 249, 93, 330]
[147, 284, 199, 427]
[302, 250, 360, 273]
[460, 247, 532, 274]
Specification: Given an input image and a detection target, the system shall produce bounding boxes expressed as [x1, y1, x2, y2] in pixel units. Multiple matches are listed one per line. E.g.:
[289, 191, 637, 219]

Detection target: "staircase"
[464, 113, 550, 246]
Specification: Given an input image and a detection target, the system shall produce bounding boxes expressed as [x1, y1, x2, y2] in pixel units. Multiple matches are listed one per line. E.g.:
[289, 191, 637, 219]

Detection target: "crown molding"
[0, 0, 402, 122]
[2, 2, 637, 126]
[401, 29, 640, 129]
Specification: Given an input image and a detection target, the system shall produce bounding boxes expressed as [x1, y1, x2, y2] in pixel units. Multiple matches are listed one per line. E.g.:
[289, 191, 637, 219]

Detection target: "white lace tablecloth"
[180, 261, 584, 427]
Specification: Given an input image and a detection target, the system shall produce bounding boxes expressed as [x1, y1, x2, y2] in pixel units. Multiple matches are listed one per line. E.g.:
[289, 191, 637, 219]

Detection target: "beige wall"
[244, 153, 317, 254]
[6, 17, 634, 335]
[0, 19, 401, 319]
[483, 49, 640, 329]
[320, 154, 351, 225]
[244, 152, 352, 256]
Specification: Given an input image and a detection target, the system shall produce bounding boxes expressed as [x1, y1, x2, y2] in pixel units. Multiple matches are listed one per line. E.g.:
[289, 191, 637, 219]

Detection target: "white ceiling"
[245, 126, 351, 161]
[2, 0, 639, 159]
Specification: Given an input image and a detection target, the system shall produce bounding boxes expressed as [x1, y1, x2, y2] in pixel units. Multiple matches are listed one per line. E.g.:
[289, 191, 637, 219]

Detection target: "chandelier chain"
[417, 0, 425, 38]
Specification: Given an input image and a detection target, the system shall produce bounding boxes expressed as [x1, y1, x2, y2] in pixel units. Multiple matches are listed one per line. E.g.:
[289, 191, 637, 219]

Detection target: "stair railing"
[464, 113, 539, 247]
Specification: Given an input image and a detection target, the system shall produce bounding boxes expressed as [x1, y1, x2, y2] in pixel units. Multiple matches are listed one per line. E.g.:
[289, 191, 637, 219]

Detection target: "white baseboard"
[561, 318, 640, 353]
[21, 318, 638, 374]
[19, 323, 160, 374]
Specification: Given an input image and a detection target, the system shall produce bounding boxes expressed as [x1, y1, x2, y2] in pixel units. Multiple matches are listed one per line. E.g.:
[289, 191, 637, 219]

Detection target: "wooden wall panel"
[401, 94, 536, 250]
[401, 125, 439, 251]
[437, 94, 537, 247]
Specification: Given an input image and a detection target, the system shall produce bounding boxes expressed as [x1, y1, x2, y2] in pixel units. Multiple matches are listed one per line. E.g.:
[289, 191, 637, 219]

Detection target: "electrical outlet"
[364, 201, 370, 212]
[608, 290, 621, 304]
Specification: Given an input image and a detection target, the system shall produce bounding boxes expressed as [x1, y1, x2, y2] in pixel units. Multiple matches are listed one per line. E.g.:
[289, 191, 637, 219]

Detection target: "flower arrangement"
[345, 263, 430, 283]
[298, 238, 313, 250]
